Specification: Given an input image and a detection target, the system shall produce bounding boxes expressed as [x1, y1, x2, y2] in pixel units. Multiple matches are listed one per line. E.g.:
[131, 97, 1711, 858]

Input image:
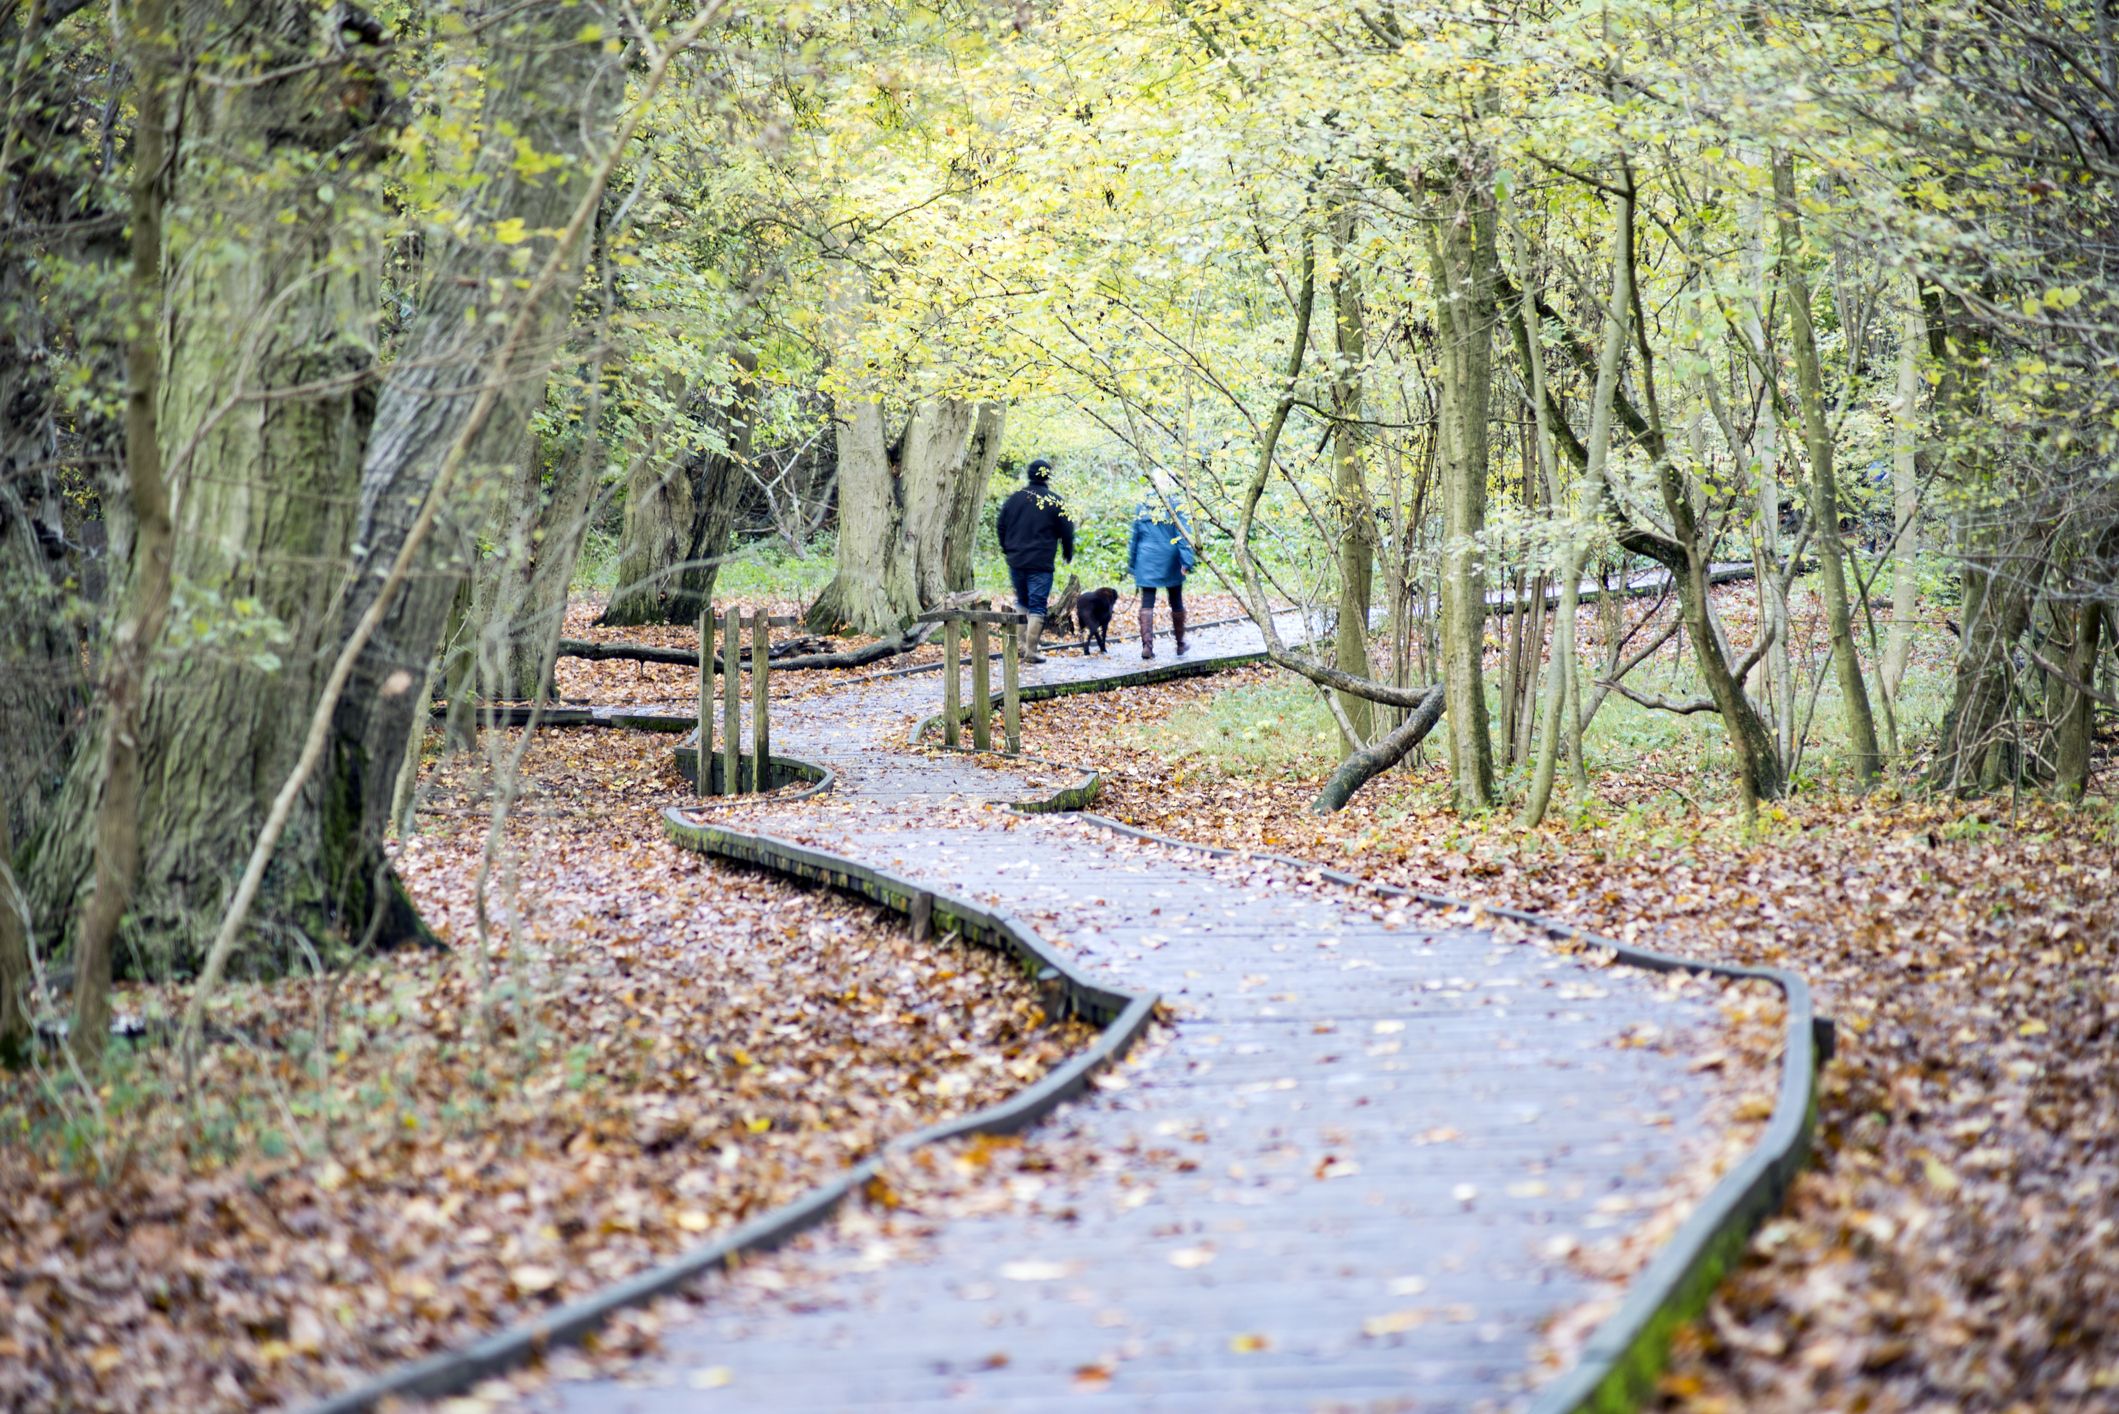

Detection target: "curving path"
[519, 617, 1793, 1414]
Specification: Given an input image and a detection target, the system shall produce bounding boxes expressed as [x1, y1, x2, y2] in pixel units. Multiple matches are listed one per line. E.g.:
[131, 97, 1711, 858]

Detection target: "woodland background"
[2, 0, 2116, 1409]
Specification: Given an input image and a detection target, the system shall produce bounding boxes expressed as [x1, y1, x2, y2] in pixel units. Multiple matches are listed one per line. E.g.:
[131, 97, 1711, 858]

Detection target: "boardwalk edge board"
[905, 645, 1273, 746]
[1070, 810, 1826, 1414]
[306, 769, 1156, 1414]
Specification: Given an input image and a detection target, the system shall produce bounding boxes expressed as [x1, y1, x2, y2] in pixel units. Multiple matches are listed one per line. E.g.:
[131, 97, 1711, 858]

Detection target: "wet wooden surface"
[535, 616, 1732, 1413]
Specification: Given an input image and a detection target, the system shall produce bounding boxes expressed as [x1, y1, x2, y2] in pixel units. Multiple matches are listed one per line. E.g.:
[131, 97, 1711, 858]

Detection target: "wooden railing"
[916, 607, 1025, 756]
[695, 607, 799, 796]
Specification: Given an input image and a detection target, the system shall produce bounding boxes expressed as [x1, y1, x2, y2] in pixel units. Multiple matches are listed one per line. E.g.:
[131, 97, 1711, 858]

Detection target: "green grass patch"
[1119, 678, 1344, 781]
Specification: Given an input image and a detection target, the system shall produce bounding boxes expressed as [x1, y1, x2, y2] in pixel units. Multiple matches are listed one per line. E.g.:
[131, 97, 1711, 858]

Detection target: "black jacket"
[996, 483, 1076, 575]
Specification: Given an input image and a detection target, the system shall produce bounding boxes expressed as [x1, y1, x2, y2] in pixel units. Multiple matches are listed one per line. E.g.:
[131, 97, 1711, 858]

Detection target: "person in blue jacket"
[1126, 475, 1196, 658]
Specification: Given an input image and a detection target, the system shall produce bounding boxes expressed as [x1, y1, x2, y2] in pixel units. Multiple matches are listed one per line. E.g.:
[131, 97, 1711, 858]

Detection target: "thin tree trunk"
[1883, 294, 1922, 701]
[1428, 174, 1500, 812]
[1522, 181, 1630, 828]
[1, 806, 29, 1066]
[1741, 198, 1794, 763]
[1775, 152, 1881, 785]
[1330, 202, 1373, 748]
[73, 0, 174, 1059]
[1312, 684, 1447, 813]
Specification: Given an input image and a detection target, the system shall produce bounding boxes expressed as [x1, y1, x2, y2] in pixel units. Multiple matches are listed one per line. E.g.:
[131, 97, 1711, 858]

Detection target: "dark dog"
[1074, 587, 1119, 654]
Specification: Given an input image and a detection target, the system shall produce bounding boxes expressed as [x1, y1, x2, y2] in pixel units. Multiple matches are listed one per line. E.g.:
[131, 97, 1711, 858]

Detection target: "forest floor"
[1024, 663, 2119, 1413]
[0, 716, 1092, 1411]
[7, 586, 2110, 1411]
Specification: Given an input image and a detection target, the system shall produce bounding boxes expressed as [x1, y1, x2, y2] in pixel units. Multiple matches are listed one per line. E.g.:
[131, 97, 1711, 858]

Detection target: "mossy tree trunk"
[604, 352, 761, 628]
[2054, 589, 2106, 800]
[806, 396, 990, 636]
[665, 350, 759, 626]
[0, 0, 120, 856]
[28, 0, 390, 980]
[323, 6, 622, 952]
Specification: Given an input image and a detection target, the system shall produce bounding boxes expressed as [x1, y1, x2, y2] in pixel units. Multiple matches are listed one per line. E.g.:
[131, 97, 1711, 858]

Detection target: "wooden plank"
[1002, 621, 1021, 756]
[912, 609, 1028, 625]
[942, 620, 961, 750]
[707, 606, 724, 797]
[751, 610, 770, 791]
[969, 618, 991, 752]
[721, 604, 740, 796]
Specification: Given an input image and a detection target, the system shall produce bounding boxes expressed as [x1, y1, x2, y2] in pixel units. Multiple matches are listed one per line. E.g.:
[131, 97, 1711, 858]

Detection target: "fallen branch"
[1311, 683, 1448, 813]
[1600, 679, 1722, 715]
[556, 622, 937, 672]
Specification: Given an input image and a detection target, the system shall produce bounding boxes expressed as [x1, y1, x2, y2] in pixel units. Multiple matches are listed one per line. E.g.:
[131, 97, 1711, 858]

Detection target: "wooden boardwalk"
[532, 617, 1745, 1413]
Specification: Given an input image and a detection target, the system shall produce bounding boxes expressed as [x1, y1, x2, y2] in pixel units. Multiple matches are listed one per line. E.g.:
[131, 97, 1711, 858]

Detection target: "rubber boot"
[1172, 607, 1188, 656]
[1024, 614, 1046, 664]
[1139, 602, 1156, 660]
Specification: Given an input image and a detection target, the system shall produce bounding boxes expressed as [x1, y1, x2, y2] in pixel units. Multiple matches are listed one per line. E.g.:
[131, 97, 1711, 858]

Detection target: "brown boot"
[1139, 602, 1156, 659]
[1172, 608, 1188, 655]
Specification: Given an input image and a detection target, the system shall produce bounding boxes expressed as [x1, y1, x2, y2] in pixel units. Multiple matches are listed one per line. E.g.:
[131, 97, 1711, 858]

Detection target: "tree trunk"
[1427, 177, 1499, 812]
[1330, 204, 1374, 749]
[1313, 684, 1446, 813]
[1741, 204, 1794, 764]
[1520, 181, 1629, 829]
[71, 0, 175, 1055]
[0, 0, 119, 856]
[806, 396, 988, 635]
[1775, 153, 1881, 786]
[30, 0, 388, 979]
[321, 5, 622, 950]
[600, 375, 697, 627]
[667, 351, 760, 625]
[606, 353, 762, 628]
[474, 424, 595, 704]
[2054, 593, 2105, 800]
[945, 402, 1005, 592]
[1883, 295, 1922, 701]
[1, 805, 29, 1067]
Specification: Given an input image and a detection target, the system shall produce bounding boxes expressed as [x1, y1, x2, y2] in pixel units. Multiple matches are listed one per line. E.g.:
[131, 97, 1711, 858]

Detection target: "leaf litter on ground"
[1017, 657, 2119, 1413]
[0, 722, 1092, 1412]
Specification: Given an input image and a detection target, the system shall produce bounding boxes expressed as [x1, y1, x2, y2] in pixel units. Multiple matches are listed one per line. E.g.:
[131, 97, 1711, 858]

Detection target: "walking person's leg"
[1139, 586, 1157, 660]
[1023, 572, 1052, 662]
[1169, 581, 1187, 655]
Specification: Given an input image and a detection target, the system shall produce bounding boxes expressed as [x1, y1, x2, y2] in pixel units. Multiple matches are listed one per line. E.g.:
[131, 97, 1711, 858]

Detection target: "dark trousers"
[1010, 569, 1054, 616]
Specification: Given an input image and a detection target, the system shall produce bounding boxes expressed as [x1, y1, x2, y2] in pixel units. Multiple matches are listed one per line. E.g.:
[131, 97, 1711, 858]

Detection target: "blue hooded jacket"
[1127, 501, 1197, 589]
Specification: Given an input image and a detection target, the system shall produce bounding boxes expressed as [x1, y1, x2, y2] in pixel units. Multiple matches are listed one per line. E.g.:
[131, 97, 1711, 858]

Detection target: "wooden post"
[721, 604, 740, 795]
[970, 617, 992, 753]
[1002, 618, 1021, 756]
[696, 607, 713, 797]
[942, 617, 961, 749]
[751, 609, 770, 790]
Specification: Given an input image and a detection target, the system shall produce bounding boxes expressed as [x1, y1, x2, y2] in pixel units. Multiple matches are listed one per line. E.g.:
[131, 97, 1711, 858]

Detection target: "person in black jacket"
[995, 457, 1075, 662]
